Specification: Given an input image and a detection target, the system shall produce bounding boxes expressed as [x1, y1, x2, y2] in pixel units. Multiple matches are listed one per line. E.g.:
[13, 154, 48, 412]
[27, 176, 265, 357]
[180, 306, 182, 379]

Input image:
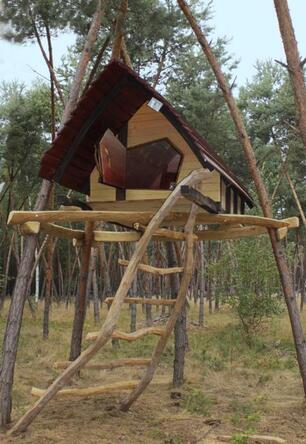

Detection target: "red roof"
[39, 60, 253, 206]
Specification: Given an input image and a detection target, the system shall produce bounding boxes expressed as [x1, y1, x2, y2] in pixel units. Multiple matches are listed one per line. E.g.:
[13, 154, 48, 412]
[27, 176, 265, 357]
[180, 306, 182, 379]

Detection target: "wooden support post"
[120, 203, 198, 411]
[69, 221, 95, 361]
[7, 169, 211, 436]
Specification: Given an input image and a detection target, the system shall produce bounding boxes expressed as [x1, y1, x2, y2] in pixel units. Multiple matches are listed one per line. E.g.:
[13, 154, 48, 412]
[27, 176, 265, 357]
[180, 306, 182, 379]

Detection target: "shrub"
[208, 237, 284, 341]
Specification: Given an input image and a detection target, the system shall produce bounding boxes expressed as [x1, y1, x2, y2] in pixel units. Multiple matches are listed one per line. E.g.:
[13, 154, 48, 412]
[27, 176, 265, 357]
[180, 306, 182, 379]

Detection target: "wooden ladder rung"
[53, 358, 151, 370]
[31, 378, 169, 399]
[118, 258, 184, 275]
[104, 297, 176, 306]
[31, 381, 141, 399]
[86, 327, 165, 342]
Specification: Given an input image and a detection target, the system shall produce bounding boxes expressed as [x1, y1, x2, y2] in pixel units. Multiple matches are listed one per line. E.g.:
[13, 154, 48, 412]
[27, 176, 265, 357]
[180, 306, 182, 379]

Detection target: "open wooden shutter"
[97, 129, 126, 189]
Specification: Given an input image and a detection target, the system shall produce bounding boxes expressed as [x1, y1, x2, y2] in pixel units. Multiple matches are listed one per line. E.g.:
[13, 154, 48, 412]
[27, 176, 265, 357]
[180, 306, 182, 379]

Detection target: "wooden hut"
[39, 60, 253, 217]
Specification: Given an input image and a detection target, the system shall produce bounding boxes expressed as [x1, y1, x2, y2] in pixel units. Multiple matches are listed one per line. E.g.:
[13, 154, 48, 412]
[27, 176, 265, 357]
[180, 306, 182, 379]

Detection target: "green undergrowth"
[183, 388, 215, 416]
[189, 317, 298, 375]
[0, 301, 305, 442]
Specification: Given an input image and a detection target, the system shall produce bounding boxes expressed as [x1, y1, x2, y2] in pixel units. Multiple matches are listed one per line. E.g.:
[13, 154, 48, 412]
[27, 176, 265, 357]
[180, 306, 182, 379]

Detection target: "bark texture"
[43, 236, 55, 340]
[0, 180, 51, 426]
[166, 242, 187, 386]
[111, 0, 128, 61]
[69, 223, 95, 361]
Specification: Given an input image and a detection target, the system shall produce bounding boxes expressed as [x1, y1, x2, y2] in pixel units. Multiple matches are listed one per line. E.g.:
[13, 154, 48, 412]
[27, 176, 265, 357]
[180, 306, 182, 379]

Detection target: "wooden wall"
[90, 102, 221, 205]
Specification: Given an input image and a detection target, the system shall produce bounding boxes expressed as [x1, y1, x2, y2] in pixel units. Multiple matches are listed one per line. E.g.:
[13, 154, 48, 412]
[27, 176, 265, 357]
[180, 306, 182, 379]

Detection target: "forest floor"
[0, 300, 306, 444]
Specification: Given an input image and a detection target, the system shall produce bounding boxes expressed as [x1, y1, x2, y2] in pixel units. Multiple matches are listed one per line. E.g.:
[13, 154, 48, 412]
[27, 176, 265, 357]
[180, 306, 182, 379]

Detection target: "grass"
[0, 301, 306, 443]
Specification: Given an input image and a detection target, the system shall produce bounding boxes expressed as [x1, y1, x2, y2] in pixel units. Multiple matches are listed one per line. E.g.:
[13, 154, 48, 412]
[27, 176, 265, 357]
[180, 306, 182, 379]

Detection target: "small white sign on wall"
[148, 97, 163, 112]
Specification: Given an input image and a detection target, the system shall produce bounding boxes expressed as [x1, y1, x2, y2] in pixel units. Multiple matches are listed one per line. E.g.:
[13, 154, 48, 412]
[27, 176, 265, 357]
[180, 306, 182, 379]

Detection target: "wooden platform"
[7, 209, 298, 230]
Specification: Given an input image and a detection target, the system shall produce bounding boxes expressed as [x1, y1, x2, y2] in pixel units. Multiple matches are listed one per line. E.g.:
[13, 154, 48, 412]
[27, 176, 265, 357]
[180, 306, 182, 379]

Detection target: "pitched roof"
[39, 60, 253, 206]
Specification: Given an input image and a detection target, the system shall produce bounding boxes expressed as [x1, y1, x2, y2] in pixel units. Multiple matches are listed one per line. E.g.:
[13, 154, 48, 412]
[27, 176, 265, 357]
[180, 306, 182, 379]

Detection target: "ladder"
[8, 169, 210, 435]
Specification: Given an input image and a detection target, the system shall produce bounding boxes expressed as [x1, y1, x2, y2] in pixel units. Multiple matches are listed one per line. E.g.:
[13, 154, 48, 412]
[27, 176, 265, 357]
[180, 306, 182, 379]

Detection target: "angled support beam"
[181, 185, 220, 213]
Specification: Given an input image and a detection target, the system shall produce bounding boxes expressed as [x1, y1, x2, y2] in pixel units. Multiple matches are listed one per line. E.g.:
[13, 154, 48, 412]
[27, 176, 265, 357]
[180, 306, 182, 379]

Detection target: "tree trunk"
[207, 240, 212, 314]
[0, 180, 51, 426]
[285, 170, 306, 228]
[198, 240, 205, 326]
[130, 279, 137, 332]
[173, 303, 187, 386]
[300, 244, 306, 312]
[111, 0, 128, 61]
[69, 222, 94, 361]
[0, 1, 103, 425]
[166, 242, 187, 386]
[42, 236, 54, 340]
[0, 232, 14, 310]
[92, 248, 101, 324]
[61, 0, 104, 123]
[177, 0, 306, 395]
[274, 0, 306, 153]
[143, 251, 153, 326]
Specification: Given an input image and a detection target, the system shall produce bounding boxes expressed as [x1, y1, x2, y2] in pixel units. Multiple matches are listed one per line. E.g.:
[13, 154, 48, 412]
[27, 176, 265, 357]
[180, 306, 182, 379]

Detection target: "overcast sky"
[0, 0, 305, 88]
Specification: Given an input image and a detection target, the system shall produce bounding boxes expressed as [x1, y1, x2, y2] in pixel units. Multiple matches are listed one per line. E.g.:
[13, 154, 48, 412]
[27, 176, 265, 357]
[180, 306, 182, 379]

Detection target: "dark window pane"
[126, 139, 181, 189]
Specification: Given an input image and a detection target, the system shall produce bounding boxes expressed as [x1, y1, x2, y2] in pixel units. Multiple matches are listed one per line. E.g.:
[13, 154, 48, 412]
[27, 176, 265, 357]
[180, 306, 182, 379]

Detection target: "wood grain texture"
[90, 102, 221, 203]
[31, 381, 140, 398]
[85, 326, 165, 342]
[8, 211, 298, 230]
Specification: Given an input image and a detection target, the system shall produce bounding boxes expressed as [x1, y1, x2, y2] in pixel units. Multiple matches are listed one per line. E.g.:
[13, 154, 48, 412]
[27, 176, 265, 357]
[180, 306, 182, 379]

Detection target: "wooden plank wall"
[90, 102, 221, 204]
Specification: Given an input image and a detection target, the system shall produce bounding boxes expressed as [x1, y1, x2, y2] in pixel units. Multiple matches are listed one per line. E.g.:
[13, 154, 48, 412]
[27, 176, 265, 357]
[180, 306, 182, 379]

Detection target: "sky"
[0, 0, 305, 89]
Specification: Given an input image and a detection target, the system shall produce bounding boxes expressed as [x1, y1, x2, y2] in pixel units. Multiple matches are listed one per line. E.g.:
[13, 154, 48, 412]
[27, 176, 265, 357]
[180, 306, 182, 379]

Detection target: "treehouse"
[38, 60, 253, 218]
[6, 60, 299, 435]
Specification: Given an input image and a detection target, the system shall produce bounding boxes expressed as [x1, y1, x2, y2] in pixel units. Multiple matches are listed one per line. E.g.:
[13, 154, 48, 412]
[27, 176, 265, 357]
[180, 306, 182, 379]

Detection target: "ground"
[0, 301, 306, 443]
